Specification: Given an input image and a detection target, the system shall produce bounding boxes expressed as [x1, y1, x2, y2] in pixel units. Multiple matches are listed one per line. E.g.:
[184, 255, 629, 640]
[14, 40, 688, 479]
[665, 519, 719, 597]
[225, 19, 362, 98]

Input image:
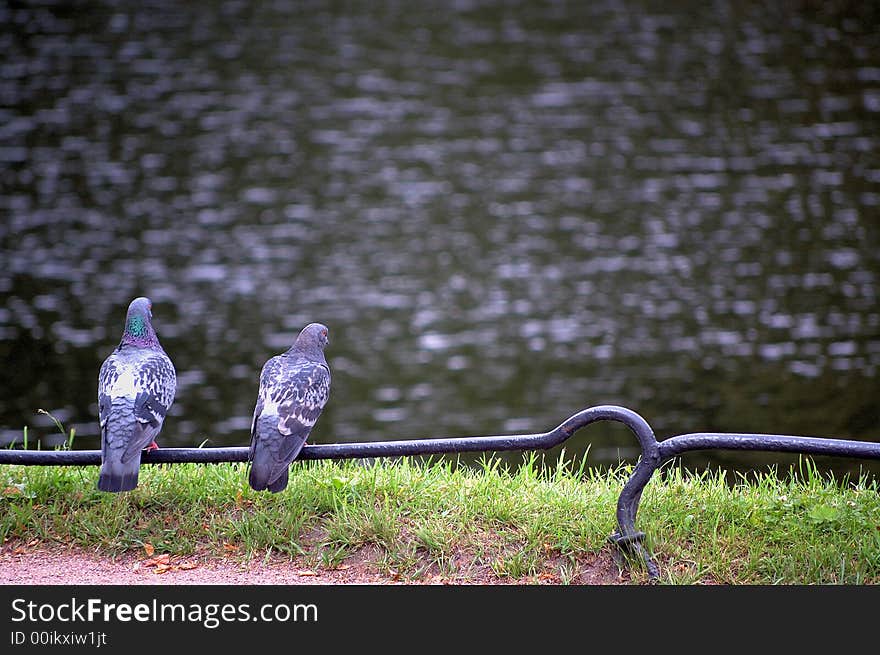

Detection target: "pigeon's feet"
[145, 441, 159, 452]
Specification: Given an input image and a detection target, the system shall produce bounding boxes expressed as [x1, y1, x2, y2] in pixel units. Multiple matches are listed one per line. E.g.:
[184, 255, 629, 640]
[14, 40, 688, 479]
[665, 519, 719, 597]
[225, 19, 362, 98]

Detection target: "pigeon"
[97, 297, 176, 492]
[248, 322, 331, 492]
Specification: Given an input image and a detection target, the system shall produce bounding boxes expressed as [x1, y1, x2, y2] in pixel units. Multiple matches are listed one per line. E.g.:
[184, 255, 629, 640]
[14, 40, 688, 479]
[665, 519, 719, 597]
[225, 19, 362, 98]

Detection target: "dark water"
[2, 0, 879, 479]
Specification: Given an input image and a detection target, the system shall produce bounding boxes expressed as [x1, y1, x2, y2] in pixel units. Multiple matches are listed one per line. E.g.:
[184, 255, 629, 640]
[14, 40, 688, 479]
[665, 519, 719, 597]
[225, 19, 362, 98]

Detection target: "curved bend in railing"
[2, 404, 880, 580]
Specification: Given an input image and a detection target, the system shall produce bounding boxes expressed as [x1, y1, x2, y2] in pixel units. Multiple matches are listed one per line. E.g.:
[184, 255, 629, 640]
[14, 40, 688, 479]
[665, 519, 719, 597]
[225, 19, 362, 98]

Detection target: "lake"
[1, 0, 878, 479]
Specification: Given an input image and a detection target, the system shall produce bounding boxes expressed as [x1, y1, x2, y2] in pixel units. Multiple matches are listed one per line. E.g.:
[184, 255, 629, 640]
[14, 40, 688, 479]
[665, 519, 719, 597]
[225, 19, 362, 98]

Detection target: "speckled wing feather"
[278, 364, 329, 436]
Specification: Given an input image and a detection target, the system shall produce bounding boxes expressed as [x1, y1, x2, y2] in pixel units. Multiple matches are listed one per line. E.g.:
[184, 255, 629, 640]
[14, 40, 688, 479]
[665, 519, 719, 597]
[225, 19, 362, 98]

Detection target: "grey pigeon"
[248, 323, 331, 492]
[97, 297, 176, 492]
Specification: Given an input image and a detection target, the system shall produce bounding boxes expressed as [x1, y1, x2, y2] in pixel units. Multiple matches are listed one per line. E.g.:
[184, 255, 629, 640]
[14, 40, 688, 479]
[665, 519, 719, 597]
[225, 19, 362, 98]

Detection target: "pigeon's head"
[297, 322, 330, 351]
[122, 296, 159, 346]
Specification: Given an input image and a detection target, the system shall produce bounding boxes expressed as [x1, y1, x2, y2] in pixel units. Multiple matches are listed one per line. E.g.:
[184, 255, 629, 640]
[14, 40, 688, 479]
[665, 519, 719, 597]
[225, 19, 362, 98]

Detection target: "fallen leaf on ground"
[297, 570, 318, 576]
[178, 562, 198, 570]
[143, 554, 171, 567]
[143, 543, 155, 557]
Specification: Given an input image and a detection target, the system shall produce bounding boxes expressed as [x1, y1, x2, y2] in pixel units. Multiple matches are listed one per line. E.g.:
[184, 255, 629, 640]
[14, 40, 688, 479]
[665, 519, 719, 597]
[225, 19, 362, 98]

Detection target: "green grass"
[2, 452, 879, 584]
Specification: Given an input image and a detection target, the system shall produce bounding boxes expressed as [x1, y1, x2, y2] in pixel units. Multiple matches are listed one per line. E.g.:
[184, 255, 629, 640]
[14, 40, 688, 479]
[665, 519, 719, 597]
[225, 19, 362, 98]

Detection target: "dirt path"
[0, 541, 630, 585]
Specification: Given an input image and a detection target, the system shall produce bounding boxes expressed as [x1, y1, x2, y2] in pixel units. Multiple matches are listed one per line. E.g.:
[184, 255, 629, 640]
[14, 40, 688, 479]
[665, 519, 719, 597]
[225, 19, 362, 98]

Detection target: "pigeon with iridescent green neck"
[97, 297, 176, 492]
[248, 323, 331, 492]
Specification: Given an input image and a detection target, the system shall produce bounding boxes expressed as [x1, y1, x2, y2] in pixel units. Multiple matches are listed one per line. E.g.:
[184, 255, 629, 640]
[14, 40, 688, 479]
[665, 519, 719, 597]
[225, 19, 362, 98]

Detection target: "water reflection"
[1, 1, 878, 479]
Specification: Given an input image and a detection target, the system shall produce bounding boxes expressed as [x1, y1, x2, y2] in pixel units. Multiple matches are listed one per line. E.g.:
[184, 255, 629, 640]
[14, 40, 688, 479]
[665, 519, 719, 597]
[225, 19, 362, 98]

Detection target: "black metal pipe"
[0, 404, 649, 465]
[659, 433, 880, 461]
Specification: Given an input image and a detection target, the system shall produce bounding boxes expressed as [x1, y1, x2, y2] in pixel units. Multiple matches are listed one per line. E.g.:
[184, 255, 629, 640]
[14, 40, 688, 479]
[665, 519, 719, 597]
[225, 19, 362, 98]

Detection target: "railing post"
[564, 406, 663, 580]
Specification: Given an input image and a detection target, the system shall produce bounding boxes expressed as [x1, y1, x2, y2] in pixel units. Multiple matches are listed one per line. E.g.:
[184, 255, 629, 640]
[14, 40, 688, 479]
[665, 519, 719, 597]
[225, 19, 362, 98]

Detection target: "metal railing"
[3, 404, 880, 580]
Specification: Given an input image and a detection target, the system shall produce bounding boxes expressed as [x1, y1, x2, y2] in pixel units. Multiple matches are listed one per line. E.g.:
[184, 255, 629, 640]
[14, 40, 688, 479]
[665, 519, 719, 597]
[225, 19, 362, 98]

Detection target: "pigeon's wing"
[121, 351, 177, 462]
[97, 354, 119, 464]
[97, 355, 117, 430]
[273, 361, 331, 462]
[249, 355, 284, 460]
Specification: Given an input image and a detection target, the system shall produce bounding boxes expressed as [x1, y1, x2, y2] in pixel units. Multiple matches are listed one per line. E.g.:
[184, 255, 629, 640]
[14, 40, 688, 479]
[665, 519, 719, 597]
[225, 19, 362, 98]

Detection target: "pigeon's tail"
[248, 445, 289, 493]
[248, 453, 288, 492]
[249, 417, 299, 493]
[98, 400, 141, 493]
[97, 456, 141, 492]
[267, 467, 289, 493]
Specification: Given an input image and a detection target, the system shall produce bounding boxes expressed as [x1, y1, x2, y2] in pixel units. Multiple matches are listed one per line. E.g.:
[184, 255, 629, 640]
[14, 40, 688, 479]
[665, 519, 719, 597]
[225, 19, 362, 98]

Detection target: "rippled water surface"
[2, 0, 879, 477]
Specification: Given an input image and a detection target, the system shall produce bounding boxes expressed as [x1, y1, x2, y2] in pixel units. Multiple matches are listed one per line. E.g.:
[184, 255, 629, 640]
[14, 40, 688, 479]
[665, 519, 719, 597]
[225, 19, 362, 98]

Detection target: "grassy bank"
[2, 453, 879, 584]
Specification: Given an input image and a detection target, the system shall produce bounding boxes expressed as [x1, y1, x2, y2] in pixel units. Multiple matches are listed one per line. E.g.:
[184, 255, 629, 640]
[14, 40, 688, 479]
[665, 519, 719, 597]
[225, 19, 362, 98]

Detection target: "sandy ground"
[0, 541, 630, 586]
